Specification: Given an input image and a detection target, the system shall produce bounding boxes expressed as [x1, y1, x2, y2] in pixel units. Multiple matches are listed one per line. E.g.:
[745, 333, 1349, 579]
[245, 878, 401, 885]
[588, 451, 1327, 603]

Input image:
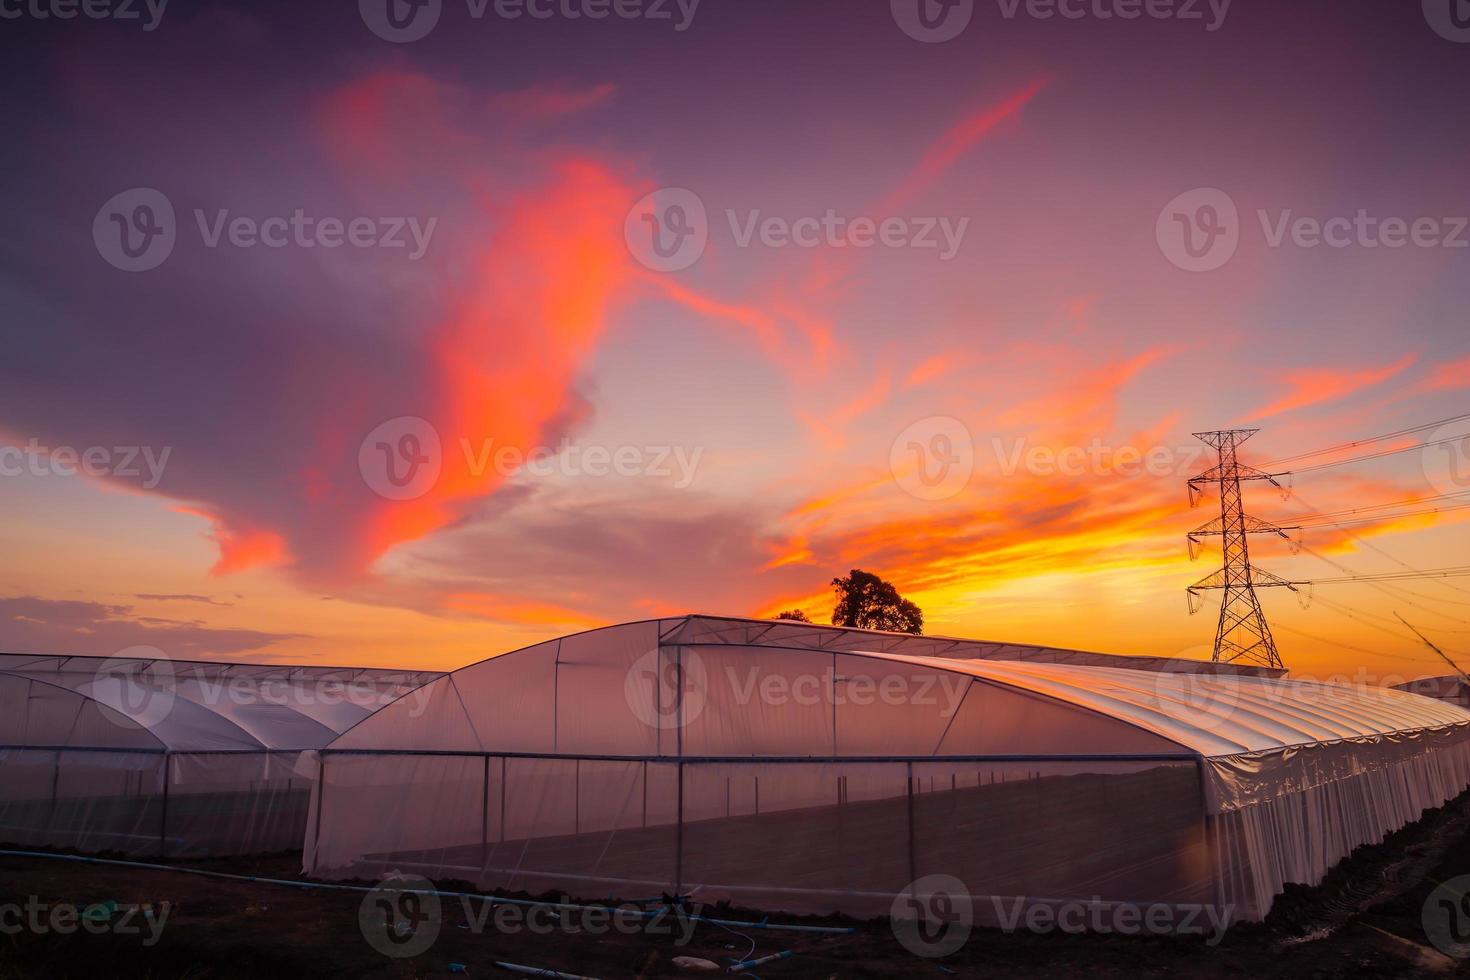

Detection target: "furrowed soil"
[1, 791, 1469, 978]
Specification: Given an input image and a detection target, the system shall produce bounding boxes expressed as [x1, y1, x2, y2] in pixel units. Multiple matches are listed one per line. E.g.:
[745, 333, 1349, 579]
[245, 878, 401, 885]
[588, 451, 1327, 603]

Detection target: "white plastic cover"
[0, 655, 443, 750]
[303, 616, 1470, 923]
[0, 654, 442, 857]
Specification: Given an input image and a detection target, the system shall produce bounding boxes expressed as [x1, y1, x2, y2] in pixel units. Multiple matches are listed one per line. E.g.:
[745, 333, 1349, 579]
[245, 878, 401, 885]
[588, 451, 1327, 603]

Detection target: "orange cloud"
[358, 159, 637, 568]
[1424, 355, 1470, 392]
[756, 479, 1193, 632]
[905, 352, 963, 389]
[445, 592, 604, 631]
[752, 346, 1217, 625]
[993, 345, 1177, 431]
[1246, 353, 1418, 421]
[881, 77, 1051, 214]
[633, 598, 689, 618]
[640, 271, 785, 354]
[797, 370, 893, 449]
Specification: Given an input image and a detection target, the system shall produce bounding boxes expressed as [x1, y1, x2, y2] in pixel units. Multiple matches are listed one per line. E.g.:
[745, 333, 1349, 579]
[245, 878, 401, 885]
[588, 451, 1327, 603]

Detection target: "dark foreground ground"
[2, 792, 1469, 978]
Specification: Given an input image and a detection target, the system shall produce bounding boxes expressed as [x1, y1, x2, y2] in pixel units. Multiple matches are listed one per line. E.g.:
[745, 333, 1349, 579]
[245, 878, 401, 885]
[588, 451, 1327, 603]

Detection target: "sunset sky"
[1, 0, 1468, 682]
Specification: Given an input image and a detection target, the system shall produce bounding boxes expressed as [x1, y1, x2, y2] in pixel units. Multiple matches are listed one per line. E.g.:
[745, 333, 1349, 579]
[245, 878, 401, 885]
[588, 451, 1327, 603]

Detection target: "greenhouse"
[303, 615, 1470, 925]
[1393, 675, 1470, 709]
[0, 652, 440, 857]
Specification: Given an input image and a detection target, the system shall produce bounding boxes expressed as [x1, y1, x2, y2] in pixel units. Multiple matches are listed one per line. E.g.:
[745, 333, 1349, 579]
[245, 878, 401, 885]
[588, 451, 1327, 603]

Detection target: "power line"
[1278, 489, 1470, 604]
[1302, 592, 1470, 659]
[1187, 576, 1448, 666]
[1182, 418, 1470, 673]
[1189, 531, 1470, 617]
[1300, 588, 1470, 633]
[1294, 504, 1470, 530]
[1277, 435, 1467, 476]
[1395, 613, 1470, 685]
[1255, 412, 1470, 468]
[1294, 544, 1470, 628]
[1289, 490, 1470, 525]
[1293, 565, 1470, 586]
[1271, 620, 1444, 667]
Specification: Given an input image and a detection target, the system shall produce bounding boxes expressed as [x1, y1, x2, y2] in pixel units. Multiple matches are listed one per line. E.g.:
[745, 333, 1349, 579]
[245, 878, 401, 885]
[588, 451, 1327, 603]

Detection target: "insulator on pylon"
[1188, 537, 1200, 561]
[1287, 530, 1303, 555]
[1187, 590, 1201, 615]
[1297, 583, 1313, 610]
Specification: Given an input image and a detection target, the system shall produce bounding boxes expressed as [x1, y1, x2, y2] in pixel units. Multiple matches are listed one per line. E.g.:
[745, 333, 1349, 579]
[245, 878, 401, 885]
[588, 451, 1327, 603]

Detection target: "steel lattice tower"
[1186, 429, 1298, 670]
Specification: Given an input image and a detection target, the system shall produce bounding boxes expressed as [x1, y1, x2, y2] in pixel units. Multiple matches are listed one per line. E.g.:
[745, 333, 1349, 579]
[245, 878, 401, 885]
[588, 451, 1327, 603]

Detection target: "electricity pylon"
[1186, 429, 1298, 670]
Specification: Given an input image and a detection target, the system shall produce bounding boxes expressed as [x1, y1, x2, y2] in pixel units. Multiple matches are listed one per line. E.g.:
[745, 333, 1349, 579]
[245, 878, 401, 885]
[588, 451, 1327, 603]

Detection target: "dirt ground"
[2, 793, 1469, 978]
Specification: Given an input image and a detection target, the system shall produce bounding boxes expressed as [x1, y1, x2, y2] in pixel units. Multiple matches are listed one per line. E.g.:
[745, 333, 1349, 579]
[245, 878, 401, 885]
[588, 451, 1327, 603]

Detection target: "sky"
[1, 0, 1468, 683]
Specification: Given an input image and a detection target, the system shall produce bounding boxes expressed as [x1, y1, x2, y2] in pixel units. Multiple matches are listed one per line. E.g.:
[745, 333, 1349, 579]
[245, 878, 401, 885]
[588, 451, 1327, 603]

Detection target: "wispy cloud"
[1245, 354, 1418, 422]
[0, 596, 298, 658]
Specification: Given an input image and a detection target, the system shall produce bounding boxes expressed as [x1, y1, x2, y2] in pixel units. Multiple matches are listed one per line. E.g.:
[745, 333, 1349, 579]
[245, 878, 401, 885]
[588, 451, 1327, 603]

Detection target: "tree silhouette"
[829, 569, 923, 634]
[776, 609, 812, 623]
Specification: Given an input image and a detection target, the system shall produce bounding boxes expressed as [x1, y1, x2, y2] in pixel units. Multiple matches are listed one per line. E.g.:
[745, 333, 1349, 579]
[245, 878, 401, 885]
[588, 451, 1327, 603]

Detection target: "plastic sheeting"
[0, 654, 443, 745]
[873, 655, 1470, 757]
[0, 748, 166, 854]
[1392, 674, 1470, 709]
[305, 616, 1470, 923]
[0, 655, 441, 857]
[1208, 725, 1470, 917]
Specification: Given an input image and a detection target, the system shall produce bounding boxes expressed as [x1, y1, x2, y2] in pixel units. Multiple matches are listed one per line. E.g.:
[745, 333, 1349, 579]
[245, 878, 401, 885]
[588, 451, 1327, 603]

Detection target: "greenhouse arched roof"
[327, 615, 1469, 761]
[0, 652, 443, 753]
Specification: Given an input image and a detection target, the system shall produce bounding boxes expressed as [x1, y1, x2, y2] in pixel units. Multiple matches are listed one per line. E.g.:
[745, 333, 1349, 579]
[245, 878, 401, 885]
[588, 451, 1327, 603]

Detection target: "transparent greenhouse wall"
[0, 749, 166, 854]
[0, 663, 442, 857]
[306, 753, 1210, 921]
[165, 752, 317, 857]
[0, 749, 315, 857]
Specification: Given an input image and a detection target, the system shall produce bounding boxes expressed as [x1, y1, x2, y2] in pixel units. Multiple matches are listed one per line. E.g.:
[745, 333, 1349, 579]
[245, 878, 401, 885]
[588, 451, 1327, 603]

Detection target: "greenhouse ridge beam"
[315, 749, 1199, 763]
[656, 614, 1286, 676]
